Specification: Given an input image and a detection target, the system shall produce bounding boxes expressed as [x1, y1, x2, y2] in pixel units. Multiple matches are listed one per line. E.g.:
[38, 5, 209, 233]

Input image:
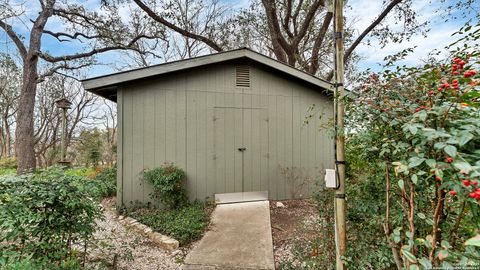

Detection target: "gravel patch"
[85, 198, 183, 270]
[270, 199, 320, 268]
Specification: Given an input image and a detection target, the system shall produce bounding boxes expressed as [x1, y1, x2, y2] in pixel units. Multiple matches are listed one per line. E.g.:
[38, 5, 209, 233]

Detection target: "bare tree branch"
[40, 34, 157, 62]
[0, 19, 27, 60]
[133, 0, 223, 52]
[325, 0, 403, 80]
[43, 29, 102, 42]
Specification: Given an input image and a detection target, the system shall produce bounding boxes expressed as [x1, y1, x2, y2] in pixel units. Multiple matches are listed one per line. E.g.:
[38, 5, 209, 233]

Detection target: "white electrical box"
[325, 169, 338, 189]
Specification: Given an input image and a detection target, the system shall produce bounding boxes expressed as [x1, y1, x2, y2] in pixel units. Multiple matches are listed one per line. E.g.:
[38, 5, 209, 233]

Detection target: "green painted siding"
[119, 61, 334, 204]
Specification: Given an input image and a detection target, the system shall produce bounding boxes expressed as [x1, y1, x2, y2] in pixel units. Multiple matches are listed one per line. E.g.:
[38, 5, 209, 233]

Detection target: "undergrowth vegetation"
[0, 168, 103, 268]
[128, 202, 209, 246]
[123, 163, 210, 246]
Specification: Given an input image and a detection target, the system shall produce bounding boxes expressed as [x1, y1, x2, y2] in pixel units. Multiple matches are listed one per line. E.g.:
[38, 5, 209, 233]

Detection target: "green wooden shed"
[82, 48, 335, 206]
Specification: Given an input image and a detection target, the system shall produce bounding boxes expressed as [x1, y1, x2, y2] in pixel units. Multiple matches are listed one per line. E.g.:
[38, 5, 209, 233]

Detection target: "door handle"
[238, 147, 246, 152]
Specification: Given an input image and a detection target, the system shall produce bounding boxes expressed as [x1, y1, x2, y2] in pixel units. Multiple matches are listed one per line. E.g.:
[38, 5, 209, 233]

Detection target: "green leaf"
[417, 213, 426, 219]
[434, 168, 444, 180]
[411, 174, 418, 184]
[417, 110, 427, 121]
[394, 235, 401, 243]
[453, 162, 472, 174]
[402, 248, 417, 263]
[438, 249, 449, 260]
[418, 257, 432, 269]
[441, 240, 452, 249]
[425, 159, 436, 168]
[458, 132, 474, 146]
[434, 142, 446, 150]
[408, 157, 425, 168]
[398, 180, 405, 190]
[444, 145, 457, 157]
[442, 261, 454, 270]
[419, 257, 432, 269]
[407, 124, 418, 135]
[465, 235, 480, 247]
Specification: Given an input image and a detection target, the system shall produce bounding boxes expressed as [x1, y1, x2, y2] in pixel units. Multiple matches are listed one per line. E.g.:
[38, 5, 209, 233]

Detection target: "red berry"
[469, 192, 476, 198]
[435, 176, 441, 181]
[453, 57, 461, 63]
[464, 70, 477, 78]
[443, 83, 450, 88]
[428, 91, 435, 96]
[446, 157, 453, 163]
[452, 79, 458, 84]
[472, 180, 478, 186]
[463, 180, 470, 186]
[449, 190, 456, 196]
[415, 108, 420, 112]
[453, 71, 459, 75]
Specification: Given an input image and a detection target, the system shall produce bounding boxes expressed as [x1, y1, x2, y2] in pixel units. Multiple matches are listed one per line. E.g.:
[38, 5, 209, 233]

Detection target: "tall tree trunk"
[16, 61, 38, 173]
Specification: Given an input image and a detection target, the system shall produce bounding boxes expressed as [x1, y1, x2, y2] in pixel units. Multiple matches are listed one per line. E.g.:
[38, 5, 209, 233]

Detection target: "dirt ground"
[270, 199, 321, 268]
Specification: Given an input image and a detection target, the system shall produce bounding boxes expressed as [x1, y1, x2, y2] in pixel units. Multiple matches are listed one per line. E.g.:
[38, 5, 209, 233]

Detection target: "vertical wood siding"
[120, 62, 334, 204]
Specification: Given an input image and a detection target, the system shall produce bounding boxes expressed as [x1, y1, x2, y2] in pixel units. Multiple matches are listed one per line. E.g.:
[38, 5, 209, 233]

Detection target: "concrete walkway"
[182, 201, 275, 270]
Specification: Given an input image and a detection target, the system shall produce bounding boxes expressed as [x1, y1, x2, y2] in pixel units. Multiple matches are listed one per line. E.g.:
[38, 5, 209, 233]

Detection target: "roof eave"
[82, 48, 335, 96]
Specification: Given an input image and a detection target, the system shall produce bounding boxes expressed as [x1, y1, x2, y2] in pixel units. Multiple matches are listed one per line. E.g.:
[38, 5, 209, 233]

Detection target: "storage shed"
[82, 48, 335, 206]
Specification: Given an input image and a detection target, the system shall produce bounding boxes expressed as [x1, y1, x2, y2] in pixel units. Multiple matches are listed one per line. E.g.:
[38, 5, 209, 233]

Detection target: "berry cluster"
[452, 79, 459, 89]
[468, 188, 480, 200]
[464, 70, 477, 78]
[452, 57, 466, 75]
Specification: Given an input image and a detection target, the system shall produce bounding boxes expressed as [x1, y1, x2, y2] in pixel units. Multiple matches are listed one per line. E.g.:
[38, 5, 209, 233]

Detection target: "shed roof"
[81, 48, 335, 101]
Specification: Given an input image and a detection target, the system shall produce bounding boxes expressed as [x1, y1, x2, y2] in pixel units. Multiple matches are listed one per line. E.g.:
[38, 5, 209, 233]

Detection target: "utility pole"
[333, 0, 347, 268]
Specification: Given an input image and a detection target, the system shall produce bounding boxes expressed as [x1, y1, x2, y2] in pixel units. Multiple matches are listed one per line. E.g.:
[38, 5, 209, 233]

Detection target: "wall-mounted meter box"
[325, 169, 338, 189]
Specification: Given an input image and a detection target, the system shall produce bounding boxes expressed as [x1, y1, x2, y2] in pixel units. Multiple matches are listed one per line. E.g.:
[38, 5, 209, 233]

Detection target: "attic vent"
[235, 66, 250, 88]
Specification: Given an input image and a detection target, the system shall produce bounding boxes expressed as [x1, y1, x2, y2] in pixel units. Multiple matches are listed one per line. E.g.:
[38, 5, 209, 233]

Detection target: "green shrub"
[0, 157, 16, 169]
[90, 165, 117, 198]
[341, 24, 480, 267]
[143, 163, 187, 209]
[128, 202, 208, 246]
[0, 168, 103, 267]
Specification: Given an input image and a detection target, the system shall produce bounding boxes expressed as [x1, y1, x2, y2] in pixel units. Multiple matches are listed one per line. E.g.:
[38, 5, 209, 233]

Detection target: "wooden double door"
[213, 106, 269, 194]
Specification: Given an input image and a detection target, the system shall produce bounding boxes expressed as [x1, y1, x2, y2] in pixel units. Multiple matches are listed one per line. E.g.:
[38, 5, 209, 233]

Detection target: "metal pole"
[333, 0, 347, 268]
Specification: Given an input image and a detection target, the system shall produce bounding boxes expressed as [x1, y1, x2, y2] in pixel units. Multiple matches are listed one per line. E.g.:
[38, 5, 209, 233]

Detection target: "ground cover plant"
[128, 202, 209, 246]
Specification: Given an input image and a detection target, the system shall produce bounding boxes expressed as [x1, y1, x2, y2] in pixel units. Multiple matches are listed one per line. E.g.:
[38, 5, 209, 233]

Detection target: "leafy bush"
[0, 168, 103, 267]
[128, 202, 209, 246]
[0, 157, 17, 169]
[90, 165, 117, 198]
[143, 163, 187, 209]
[343, 24, 480, 268]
